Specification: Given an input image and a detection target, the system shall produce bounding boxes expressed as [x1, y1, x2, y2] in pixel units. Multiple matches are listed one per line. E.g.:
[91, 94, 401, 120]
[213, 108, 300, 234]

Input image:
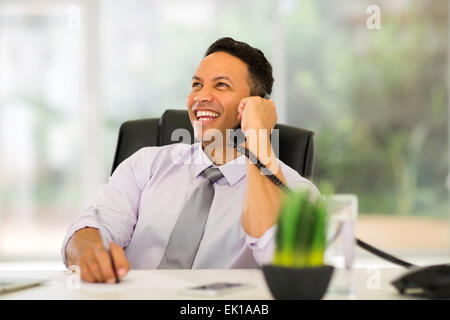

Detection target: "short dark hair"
[204, 37, 274, 97]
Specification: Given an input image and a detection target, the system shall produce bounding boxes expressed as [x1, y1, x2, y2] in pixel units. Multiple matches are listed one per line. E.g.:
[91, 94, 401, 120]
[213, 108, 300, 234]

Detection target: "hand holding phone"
[228, 93, 271, 148]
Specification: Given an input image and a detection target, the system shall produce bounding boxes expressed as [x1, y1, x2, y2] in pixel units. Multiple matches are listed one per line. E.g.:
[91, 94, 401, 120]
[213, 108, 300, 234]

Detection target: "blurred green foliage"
[274, 188, 328, 267]
[283, 0, 448, 217]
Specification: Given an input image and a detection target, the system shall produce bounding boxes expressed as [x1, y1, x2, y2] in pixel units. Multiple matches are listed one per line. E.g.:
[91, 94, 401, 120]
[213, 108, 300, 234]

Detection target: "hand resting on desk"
[65, 227, 130, 283]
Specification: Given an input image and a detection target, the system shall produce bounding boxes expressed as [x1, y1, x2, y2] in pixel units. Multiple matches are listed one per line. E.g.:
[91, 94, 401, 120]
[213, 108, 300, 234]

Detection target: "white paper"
[79, 271, 196, 293]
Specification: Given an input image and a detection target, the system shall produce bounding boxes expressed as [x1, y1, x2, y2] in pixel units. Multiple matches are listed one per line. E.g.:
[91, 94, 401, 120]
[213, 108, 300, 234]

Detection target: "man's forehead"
[192, 75, 234, 83]
[194, 51, 248, 81]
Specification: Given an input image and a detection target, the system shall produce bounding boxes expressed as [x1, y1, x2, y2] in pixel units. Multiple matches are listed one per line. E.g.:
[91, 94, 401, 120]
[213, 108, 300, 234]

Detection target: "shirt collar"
[190, 142, 247, 186]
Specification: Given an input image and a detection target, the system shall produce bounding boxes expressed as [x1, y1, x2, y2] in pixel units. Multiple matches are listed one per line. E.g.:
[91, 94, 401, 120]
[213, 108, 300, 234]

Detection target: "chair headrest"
[159, 109, 194, 145]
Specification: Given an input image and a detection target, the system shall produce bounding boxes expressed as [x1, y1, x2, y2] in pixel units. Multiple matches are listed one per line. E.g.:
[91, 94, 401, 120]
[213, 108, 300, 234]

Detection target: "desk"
[0, 266, 418, 300]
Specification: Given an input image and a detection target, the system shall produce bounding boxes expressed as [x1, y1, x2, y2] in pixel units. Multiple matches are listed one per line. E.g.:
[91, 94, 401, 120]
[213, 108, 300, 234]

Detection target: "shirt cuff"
[60, 219, 101, 267]
[244, 225, 277, 266]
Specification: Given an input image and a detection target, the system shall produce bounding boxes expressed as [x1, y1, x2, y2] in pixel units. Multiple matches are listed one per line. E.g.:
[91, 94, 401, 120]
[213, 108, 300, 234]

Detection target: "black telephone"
[391, 263, 450, 299]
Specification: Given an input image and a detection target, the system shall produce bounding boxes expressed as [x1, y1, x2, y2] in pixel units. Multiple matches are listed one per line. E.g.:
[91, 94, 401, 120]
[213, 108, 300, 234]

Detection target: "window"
[0, 0, 448, 260]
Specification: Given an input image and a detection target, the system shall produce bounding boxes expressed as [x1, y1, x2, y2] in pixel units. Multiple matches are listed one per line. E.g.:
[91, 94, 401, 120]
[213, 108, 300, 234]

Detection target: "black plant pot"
[262, 264, 334, 300]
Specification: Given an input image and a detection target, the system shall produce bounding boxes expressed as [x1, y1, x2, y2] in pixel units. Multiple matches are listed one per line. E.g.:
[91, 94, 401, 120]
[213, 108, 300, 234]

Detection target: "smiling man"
[62, 37, 319, 283]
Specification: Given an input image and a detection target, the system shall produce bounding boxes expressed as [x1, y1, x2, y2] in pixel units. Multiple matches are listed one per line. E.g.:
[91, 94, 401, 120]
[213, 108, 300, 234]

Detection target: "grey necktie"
[158, 167, 224, 269]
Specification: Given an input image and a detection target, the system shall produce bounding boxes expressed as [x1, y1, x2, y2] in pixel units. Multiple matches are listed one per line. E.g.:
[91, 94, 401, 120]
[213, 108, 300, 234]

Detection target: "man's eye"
[217, 82, 229, 88]
[192, 82, 202, 88]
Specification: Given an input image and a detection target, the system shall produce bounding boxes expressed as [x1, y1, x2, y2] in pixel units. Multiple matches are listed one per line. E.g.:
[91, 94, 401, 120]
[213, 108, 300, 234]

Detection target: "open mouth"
[195, 110, 221, 124]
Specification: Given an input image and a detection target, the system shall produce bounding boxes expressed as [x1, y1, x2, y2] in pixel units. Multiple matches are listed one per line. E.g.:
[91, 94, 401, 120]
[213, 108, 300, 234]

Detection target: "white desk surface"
[0, 266, 420, 300]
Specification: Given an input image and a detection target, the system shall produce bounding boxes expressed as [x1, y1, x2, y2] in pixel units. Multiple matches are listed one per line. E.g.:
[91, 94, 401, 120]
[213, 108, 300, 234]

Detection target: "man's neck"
[201, 141, 240, 166]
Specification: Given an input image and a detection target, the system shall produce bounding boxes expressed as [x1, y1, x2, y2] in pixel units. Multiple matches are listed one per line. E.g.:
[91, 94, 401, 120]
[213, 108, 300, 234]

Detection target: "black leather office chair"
[111, 109, 315, 179]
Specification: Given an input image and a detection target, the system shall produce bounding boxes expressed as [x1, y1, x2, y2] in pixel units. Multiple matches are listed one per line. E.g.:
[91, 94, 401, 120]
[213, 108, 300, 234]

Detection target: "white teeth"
[196, 110, 219, 118]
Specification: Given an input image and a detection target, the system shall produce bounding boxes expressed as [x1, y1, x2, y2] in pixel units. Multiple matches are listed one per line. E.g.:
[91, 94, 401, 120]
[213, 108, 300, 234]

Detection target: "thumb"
[110, 242, 130, 278]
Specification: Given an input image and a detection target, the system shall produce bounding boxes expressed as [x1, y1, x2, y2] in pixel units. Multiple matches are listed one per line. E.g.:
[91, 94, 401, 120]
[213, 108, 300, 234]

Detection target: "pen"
[94, 207, 120, 283]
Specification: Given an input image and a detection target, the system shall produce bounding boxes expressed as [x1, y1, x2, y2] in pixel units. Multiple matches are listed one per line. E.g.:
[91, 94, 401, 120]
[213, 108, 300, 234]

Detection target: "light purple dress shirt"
[61, 142, 319, 269]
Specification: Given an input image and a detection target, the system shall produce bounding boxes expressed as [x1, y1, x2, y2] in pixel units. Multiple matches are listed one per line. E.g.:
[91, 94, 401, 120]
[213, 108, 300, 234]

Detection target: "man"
[62, 37, 319, 283]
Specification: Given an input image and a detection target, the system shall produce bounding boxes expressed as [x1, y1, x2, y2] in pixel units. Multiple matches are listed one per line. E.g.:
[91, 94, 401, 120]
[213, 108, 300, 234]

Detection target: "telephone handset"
[228, 93, 416, 269]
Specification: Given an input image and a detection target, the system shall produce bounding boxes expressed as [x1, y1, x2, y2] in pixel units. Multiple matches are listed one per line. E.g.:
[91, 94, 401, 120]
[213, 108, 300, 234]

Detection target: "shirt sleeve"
[244, 225, 277, 266]
[61, 147, 153, 266]
[244, 165, 321, 267]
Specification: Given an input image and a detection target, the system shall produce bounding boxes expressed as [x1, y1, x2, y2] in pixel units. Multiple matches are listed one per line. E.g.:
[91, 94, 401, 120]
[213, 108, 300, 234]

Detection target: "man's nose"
[195, 86, 214, 103]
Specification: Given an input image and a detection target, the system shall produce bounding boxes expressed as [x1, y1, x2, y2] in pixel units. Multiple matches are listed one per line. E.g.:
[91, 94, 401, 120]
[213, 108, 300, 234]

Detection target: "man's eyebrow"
[213, 76, 234, 84]
[191, 75, 234, 84]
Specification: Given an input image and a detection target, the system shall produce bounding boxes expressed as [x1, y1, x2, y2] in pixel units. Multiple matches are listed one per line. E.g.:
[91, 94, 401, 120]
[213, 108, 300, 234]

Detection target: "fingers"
[238, 96, 277, 131]
[110, 242, 130, 279]
[78, 242, 130, 283]
[80, 259, 95, 283]
[94, 247, 118, 284]
[237, 96, 273, 119]
[84, 254, 104, 282]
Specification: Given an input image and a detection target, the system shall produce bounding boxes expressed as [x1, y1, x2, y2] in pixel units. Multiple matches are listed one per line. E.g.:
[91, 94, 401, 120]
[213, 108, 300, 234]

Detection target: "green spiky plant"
[274, 188, 329, 268]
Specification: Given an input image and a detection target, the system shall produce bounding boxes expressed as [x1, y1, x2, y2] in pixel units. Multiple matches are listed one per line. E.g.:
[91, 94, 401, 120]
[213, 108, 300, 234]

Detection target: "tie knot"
[202, 167, 224, 184]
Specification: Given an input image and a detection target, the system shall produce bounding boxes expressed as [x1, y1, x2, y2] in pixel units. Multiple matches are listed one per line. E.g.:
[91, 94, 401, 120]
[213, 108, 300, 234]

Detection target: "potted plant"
[262, 189, 334, 300]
